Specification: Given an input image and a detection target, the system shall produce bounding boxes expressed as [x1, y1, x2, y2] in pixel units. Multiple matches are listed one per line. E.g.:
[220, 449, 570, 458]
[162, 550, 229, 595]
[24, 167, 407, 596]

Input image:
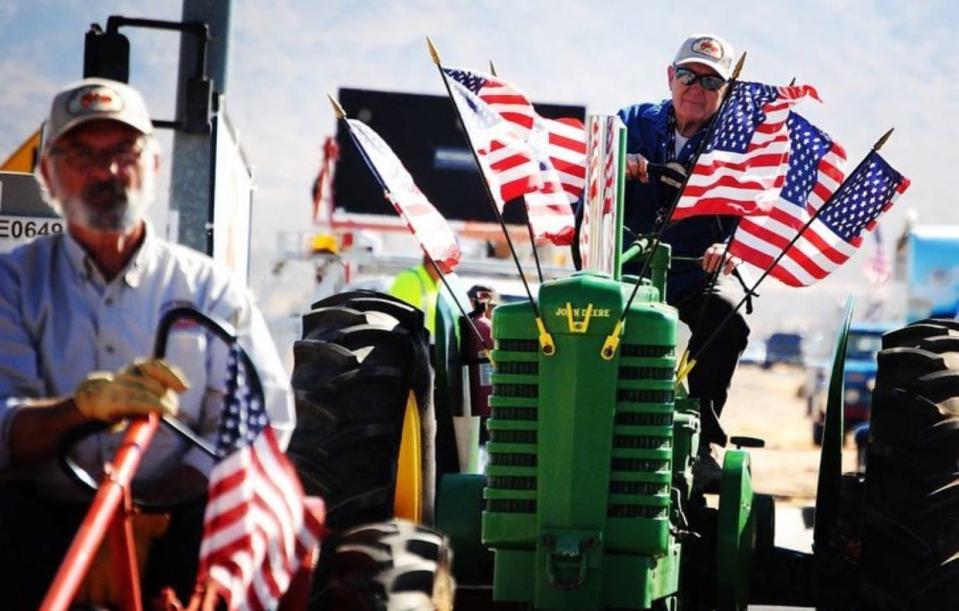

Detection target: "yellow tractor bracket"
[565, 302, 594, 334]
[676, 353, 697, 386]
[600, 320, 624, 361]
[536, 318, 556, 356]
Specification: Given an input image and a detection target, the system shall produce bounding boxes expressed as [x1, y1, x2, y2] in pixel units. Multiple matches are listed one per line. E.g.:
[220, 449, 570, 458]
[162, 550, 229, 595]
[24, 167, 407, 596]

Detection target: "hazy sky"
[2, 0, 958, 332]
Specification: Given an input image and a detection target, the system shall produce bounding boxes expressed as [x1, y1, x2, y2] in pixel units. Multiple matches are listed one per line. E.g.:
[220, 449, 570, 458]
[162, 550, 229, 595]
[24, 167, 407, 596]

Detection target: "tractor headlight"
[845, 388, 861, 404]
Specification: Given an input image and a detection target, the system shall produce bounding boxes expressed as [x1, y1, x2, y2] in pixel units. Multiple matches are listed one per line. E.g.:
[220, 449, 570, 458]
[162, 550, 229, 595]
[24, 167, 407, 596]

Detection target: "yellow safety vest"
[388, 264, 439, 336]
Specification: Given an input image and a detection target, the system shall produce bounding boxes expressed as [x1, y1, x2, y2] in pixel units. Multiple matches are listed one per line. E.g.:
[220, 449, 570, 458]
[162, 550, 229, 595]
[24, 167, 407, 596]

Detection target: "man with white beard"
[0, 78, 294, 608]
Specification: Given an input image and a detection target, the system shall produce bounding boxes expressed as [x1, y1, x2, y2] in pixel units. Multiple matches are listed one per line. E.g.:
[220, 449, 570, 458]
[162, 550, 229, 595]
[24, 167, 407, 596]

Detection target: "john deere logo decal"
[556, 303, 611, 333]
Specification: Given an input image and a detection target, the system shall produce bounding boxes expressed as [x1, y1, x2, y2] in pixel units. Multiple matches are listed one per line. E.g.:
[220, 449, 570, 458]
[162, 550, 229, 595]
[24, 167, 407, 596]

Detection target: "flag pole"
[678, 128, 896, 382]
[327, 94, 493, 354]
[487, 59, 546, 285]
[428, 37, 555, 355]
[601, 52, 747, 360]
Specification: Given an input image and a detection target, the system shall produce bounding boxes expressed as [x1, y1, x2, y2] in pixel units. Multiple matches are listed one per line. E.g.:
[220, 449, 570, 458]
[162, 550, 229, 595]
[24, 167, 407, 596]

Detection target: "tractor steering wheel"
[56, 307, 257, 513]
[56, 419, 209, 513]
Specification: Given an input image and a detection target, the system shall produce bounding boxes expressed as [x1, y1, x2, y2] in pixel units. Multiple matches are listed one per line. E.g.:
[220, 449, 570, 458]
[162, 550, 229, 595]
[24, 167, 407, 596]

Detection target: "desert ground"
[721, 363, 858, 506]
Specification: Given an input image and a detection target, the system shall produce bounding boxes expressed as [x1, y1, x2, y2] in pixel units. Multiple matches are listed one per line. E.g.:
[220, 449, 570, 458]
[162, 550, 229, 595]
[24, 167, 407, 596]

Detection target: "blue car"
[763, 332, 803, 369]
[811, 322, 892, 446]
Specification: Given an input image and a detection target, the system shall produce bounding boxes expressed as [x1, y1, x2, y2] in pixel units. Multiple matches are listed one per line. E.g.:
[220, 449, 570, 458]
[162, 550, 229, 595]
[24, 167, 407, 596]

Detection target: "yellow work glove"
[74, 358, 189, 422]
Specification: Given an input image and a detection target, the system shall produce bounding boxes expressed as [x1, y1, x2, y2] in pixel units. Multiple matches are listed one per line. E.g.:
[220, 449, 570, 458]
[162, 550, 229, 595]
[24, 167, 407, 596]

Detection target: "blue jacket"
[617, 100, 737, 303]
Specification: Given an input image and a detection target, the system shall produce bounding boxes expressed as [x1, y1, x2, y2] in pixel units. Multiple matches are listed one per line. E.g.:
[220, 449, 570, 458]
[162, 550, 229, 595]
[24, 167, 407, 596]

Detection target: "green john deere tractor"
[288, 117, 959, 610]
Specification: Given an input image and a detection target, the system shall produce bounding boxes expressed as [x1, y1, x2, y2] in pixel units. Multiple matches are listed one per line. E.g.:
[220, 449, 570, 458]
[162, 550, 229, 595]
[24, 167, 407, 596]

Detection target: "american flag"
[730, 118, 909, 287]
[197, 345, 324, 610]
[672, 82, 821, 221]
[578, 116, 620, 270]
[443, 68, 541, 205]
[443, 67, 577, 244]
[865, 225, 892, 286]
[443, 67, 586, 203]
[346, 118, 462, 273]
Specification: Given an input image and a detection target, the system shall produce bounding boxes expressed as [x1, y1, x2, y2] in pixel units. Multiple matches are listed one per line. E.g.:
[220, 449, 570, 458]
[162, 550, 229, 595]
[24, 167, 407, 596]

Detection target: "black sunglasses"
[673, 66, 727, 92]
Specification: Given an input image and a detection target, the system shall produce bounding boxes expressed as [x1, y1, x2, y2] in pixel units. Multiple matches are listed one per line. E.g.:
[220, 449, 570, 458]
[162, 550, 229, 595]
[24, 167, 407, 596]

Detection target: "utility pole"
[169, 0, 233, 253]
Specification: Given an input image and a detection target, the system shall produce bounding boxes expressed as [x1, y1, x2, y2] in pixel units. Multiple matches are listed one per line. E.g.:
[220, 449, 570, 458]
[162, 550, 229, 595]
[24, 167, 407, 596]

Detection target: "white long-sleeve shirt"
[0, 226, 294, 502]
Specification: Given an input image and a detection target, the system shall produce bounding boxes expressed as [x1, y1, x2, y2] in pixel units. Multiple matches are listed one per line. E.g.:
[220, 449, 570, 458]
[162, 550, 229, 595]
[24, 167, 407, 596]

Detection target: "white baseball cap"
[43, 77, 153, 151]
[673, 34, 735, 80]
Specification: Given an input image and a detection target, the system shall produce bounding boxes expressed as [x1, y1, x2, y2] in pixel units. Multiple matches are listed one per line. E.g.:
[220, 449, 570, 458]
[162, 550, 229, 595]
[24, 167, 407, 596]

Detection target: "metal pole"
[40, 416, 160, 611]
[170, 0, 233, 253]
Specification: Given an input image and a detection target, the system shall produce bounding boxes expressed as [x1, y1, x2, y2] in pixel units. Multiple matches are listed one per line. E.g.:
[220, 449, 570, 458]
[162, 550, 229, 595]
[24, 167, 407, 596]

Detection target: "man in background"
[0, 77, 294, 607]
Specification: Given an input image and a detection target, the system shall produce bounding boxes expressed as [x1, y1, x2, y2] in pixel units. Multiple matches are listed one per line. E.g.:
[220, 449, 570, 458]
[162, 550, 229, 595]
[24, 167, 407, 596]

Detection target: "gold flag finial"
[731, 51, 747, 80]
[874, 128, 894, 151]
[327, 94, 346, 120]
[426, 36, 441, 65]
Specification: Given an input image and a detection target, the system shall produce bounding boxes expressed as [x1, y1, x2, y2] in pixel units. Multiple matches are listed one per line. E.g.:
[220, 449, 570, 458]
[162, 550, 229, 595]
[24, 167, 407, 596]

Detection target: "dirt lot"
[720, 363, 858, 506]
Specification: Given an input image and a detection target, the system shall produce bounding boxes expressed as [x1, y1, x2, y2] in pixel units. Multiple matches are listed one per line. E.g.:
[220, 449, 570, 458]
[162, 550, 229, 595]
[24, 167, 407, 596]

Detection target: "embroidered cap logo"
[67, 86, 125, 116]
[691, 37, 723, 59]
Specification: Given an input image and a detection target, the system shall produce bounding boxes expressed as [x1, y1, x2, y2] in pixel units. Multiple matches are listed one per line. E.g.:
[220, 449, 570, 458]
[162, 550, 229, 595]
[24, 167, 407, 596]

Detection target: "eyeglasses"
[49, 141, 147, 171]
[673, 66, 727, 92]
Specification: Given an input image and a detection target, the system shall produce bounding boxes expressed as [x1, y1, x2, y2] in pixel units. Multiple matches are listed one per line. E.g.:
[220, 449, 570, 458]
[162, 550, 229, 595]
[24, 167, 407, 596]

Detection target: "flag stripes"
[672, 82, 820, 220]
[731, 125, 909, 288]
[346, 119, 462, 273]
[443, 66, 576, 244]
[197, 347, 323, 610]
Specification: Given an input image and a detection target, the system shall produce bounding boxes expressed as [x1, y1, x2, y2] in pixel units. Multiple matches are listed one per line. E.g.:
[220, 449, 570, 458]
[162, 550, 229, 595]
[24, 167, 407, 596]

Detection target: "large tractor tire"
[859, 318, 959, 610]
[316, 519, 455, 611]
[287, 291, 435, 530]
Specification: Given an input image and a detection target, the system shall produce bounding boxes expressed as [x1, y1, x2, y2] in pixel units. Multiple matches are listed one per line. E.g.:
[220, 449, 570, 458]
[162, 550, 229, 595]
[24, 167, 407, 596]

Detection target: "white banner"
[0, 214, 65, 254]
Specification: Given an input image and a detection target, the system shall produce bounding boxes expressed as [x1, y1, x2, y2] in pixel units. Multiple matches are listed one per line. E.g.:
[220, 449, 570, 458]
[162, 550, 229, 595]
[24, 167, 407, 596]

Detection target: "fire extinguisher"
[461, 289, 494, 437]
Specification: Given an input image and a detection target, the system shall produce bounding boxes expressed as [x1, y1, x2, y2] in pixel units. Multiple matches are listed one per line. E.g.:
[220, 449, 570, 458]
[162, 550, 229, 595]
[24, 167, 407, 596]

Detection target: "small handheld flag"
[672, 82, 821, 221]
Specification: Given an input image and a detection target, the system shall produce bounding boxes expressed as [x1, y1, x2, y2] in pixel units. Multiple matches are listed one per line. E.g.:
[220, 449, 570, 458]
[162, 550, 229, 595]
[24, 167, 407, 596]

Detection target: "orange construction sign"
[1, 129, 41, 173]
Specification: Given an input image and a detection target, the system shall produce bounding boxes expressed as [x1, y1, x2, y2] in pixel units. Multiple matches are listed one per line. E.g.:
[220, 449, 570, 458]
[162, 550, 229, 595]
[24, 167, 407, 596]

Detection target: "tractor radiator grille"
[497, 361, 539, 375]
[496, 338, 539, 352]
[489, 452, 537, 467]
[606, 333, 676, 562]
[494, 383, 538, 398]
[619, 365, 674, 380]
[487, 499, 537, 513]
[491, 406, 536, 421]
[490, 429, 537, 444]
[609, 481, 670, 495]
[489, 475, 537, 490]
[617, 389, 674, 403]
[620, 344, 675, 358]
[607, 504, 670, 519]
[610, 458, 670, 472]
[613, 435, 670, 450]
[487, 329, 540, 526]
[615, 412, 673, 426]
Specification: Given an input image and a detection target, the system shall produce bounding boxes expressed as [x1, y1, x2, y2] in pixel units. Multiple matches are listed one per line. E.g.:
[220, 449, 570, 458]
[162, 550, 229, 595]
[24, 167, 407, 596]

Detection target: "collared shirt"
[617, 100, 737, 303]
[0, 227, 295, 502]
